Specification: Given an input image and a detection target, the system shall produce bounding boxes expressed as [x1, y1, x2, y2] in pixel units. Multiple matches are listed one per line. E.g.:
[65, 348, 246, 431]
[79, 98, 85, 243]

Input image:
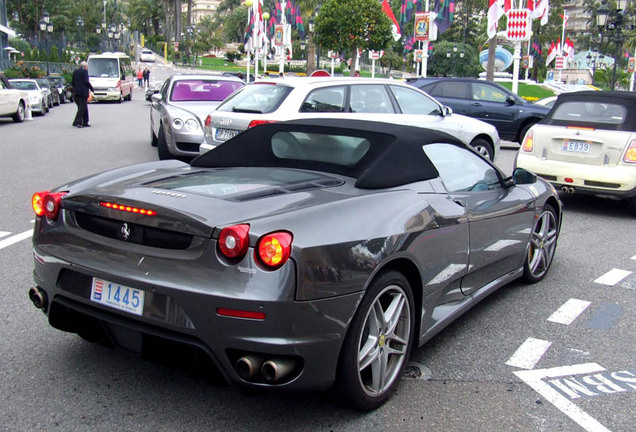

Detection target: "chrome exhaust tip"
[28, 286, 48, 310]
[262, 358, 296, 382]
[236, 355, 265, 380]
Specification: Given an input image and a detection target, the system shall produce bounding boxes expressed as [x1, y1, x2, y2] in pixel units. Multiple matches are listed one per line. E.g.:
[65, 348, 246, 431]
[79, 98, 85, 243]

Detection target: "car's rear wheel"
[12, 101, 25, 123]
[627, 197, 636, 213]
[523, 204, 558, 283]
[470, 138, 494, 161]
[335, 270, 414, 410]
[157, 125, 171, 160]
[518, 122, 537, 144]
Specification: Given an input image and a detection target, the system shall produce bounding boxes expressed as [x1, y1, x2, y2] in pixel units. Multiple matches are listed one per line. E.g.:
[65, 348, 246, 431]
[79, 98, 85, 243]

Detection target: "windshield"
[216, 84, 292, 113]
[11, 81, 37, 91]
[551, 101, 626, 126]
[170, 80, 244, 102]
[88, 58, 120, 78]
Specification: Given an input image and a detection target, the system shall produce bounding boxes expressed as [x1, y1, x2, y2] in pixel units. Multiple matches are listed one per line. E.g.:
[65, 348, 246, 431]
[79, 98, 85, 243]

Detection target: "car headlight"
[108, 87, 118, 92]
[185, 119, 199, 131]
[172, 118, 184, 130]
[29, 95, 40, 103]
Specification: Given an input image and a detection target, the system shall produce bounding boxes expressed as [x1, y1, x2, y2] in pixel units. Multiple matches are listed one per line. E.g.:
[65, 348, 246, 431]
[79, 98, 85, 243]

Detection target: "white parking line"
[0, 229, 33, 250]
[506, 337, 552, 370]
[548, 299, 592, 325]
[594, 269, 632, 286]
[514, 363, 612, 432]
[0, 231, 10, 239]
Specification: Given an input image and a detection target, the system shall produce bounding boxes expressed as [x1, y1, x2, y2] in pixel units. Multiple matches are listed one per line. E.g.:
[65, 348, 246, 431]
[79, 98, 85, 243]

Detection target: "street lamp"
[76, 16, 85, 51]
[38, 13, 53, 75]
[445, 44, 465, 77]
[596, 0, 631, 90]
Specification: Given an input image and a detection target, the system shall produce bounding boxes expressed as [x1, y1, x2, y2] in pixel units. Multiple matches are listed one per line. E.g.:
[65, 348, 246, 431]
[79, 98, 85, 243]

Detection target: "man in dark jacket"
[71, 61, 94, 128]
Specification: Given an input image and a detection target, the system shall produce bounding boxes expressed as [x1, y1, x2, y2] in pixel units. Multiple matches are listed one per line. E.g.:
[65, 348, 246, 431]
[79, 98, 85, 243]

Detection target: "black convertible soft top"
[191, 119, 468, 189]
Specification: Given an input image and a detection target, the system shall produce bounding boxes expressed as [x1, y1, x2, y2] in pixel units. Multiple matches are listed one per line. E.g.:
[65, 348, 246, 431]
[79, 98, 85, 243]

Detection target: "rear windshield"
[11, 81, 37, 90]
[216, 84, 292, 114]
[551, 101, 627, 126]
[170, 80, 243, 102]
[88, 58, 120, 78]
[271, 131, 370, 166]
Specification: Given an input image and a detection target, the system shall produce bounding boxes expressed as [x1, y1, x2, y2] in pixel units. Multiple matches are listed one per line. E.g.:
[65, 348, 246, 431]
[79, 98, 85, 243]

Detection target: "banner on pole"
[369, 50, 385, 60]
[414, 13, 430, 42]
[415, 50, 424, 63]
[274, 25, 284, 46]
[522, 55, 533, 69]
[506, 9, 531, 42]
[555, 56, 566, 70]
[629, 57, 636, 72]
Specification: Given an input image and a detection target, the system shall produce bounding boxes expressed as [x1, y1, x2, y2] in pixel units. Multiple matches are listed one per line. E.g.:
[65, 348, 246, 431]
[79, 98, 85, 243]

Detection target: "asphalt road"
[0, 68, 634, 432]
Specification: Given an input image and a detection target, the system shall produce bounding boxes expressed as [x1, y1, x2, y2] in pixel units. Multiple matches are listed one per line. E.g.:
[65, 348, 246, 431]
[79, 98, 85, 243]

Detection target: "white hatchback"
[201, 77, 501, 161]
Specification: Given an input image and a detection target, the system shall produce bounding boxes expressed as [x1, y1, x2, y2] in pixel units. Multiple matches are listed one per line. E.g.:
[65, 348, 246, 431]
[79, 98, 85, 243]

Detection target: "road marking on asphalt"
[548, 299, 592, 325]
[0, 229, 33, 250]
[0, 231, 10, 239]
[632, 255, 636, 261]
[514, 363, 612, 432]
[506, 337, 552, 370]
[594, 269, 632, 286]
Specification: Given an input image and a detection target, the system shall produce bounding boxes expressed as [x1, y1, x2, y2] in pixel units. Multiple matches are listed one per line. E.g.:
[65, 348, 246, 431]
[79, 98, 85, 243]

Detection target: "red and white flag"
[545, 41, 557, 66]
[531, 0, 550, 26]
[382, 0, 402, 41]
[487, 0, 510, 39]
[565, 38, 575, 59]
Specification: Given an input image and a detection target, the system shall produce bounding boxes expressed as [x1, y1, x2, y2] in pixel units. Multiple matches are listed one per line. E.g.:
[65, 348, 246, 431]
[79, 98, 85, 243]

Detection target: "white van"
[86, 52, 135, 102]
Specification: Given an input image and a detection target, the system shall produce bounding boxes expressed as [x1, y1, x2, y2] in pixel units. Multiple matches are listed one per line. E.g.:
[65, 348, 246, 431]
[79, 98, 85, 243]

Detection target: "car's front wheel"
[150, 123, 158, 147]
[157, 125, 171, 160]
[335, 270, 414, 410]
[470, 138, 494, 161]
[12, 101, 25, 123]
[523, 204, 559, 283]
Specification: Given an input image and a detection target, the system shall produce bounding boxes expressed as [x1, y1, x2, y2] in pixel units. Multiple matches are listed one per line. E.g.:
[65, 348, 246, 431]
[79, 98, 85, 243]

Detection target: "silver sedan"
[150, 74, 244, 159]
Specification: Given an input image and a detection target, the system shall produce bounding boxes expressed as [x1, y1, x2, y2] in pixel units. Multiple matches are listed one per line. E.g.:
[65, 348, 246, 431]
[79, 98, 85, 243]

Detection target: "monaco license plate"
[90, 277, 145, 316]
[562, 140, 590, 153]
[215, 128, 240, 141]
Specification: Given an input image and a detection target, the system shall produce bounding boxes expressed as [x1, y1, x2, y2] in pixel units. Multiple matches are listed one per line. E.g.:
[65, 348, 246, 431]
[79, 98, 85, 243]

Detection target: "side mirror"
[506, 95, 516, 105]
[507, 168, 537, 186]
[442, 105, 453, 116]
[151, 93, 162, 103]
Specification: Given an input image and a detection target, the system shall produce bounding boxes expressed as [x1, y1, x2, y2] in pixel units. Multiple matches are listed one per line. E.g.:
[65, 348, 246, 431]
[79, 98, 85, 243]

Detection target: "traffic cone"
[25, 102, 33, 121]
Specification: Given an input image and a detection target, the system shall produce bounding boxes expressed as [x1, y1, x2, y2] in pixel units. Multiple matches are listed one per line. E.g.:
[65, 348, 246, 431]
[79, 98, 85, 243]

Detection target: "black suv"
[408, 77, 550, 143]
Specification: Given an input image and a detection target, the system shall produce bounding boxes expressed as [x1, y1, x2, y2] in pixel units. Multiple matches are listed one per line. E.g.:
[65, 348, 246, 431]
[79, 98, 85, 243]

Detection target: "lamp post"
[76, 16, 85, 51]
[38, 12, 53, 75]
[445, 44, 465, 77]
[108, 24, 116, 52]
[596, 0, 630, 90]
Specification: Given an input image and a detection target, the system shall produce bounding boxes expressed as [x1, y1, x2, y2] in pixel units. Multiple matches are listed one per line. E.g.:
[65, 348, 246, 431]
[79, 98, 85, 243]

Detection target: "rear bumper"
[93, 89, 122, 101]
[516, 153, 636, 198]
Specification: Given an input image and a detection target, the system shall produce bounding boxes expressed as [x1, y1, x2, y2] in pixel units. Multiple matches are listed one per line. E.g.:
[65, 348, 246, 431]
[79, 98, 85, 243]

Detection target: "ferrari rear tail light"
[247, 120, 277, 129]
[624, 139, 636, 163]
[256, 231, 293, 269]
[32, 191, 67, 220]
[204, 114, 212, 128]
[218, 224, 250, 259]
[521, 129, 534, 152]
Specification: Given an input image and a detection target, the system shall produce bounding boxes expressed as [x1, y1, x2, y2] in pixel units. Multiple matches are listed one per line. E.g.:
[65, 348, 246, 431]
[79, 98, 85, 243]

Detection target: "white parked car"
[140, 49, 155, 62]
[201, 78, 501, 161]
[9, 78, 49, 115]
[0, 73, 29, 122]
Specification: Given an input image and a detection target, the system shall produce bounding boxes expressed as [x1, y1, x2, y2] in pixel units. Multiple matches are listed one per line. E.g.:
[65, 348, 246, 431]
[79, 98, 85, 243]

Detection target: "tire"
[128, 89, 133, 101]
[470, 138, 495, 161]
[627, 197, 636, 213]
[117, 92, 123, 103]
[157, 125, 172, 160]
[335, 270, 414, 410]
[150, 123, 158, 147]
[12, 101, 25, 123]
[523, 204, 559, 283]
[518, 122, 536, 144]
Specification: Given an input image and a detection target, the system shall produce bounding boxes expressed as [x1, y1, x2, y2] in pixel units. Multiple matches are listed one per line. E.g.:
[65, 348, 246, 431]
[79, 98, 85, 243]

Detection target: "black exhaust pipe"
[28, 287, 48, 310]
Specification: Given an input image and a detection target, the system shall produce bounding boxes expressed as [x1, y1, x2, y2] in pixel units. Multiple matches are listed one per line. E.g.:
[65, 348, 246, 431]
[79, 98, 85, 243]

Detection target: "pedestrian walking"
[137, 68, 144, 87]
[143, 67, 150, 89]
[71, 61, 94, 128]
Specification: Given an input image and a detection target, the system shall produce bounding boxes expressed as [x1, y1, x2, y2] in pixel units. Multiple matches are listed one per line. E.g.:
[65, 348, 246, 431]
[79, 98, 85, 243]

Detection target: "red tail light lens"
[204, 114, 212, 128]
[521, 129, 534, 152]
[247, 120, 277, 129]
[218, 224, 250, 259]
[624, 139, 636, 163]
[256, 231, 292, 269]
[32, 191, 67, 220]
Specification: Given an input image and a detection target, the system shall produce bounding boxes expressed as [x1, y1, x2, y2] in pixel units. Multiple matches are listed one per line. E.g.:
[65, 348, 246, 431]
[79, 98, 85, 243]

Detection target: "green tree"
[313, 0, 393, 75]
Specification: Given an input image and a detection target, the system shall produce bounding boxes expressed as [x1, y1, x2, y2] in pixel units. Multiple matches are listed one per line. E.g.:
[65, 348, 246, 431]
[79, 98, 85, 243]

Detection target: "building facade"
[183, 0, 222, 24]
[0, 0, 16, 61]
